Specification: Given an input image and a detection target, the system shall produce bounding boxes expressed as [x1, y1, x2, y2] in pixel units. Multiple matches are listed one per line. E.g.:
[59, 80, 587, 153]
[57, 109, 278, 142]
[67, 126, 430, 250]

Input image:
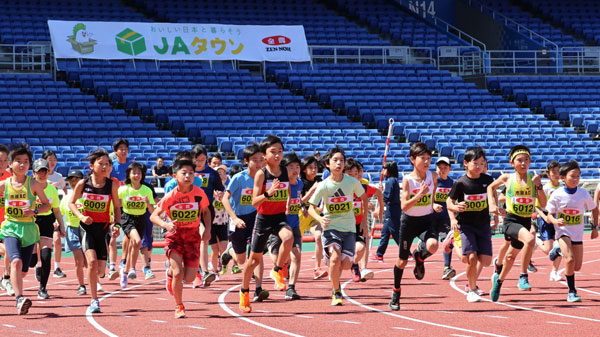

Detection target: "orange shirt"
[158, 185, 209, 229]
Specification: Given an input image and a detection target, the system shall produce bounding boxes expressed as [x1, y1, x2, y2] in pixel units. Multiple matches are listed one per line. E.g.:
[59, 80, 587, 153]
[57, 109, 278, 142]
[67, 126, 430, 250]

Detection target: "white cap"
[436, 157, 451, 165]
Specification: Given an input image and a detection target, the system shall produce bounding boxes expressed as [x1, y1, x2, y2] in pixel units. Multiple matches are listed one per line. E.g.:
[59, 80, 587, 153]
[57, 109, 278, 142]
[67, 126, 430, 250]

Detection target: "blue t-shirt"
[164, 176, 203, 193]
[434, 176, 454, 220]
[111, 159, 132, 182]
[287, 178, 304, 229]
[226, 170, 256, 216]
[195, 166, 224, 203]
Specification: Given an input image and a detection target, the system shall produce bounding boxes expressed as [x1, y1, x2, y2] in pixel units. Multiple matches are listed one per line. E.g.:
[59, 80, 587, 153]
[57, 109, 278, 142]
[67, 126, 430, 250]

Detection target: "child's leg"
[199, 224, 210, 275]
[169, 253, 185, 305]
[210, 243, 219, 271]
[120, 236, 129, 266]
[73, 249, 85, 286]
[540, 239, 553, 255]
[52, 229, 62, 271]
[573, 242, 583, 272]
[328, 246, 343, 291]
[109, 237, 118, 269]
[360, 236, 369, 269]
[141, 248, 151, 268]
[466, 252, 478, 290]
[354, 241, 366, 265]
[477, 254, 492, 282]
[518, 228, 536, 274]
[242, 251, 263, 290]
[558, 237, 575, 276]
[85, 249, 100, 300]
[125, 229, 142, 273]
[496, 241, 510, 268]
[289, 247, 301, 286]
[276, 227, 293, 269]
[39, 237, 53, 290]
[310, 224, 323, 269]
[499, 245, 521, 281]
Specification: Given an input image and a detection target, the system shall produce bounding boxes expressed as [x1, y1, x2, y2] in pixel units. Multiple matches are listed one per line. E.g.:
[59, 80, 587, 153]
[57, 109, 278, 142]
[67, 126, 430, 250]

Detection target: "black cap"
[67, 170, 84, 179]
[32, 158, 49, 172]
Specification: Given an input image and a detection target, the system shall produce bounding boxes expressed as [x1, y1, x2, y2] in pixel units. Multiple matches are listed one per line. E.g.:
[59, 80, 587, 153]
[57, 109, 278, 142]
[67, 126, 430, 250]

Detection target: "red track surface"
[1, 237, 600, 336]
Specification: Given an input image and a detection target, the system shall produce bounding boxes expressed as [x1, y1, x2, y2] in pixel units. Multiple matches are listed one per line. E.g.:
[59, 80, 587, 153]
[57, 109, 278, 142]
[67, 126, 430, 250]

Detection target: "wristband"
[535, 184, 543, 190]
[113, 223, 121, 229]
[263, 191, 270, 198]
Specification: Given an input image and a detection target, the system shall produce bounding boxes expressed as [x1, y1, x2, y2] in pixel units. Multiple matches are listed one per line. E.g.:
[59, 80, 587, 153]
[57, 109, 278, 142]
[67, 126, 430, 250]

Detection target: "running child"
[308, 146, 367, 306]
[69, 148, 121, 313]
[545, 160, 598, 302]
[488, 145, 546, 302]
[60, 170, 87, 295]
[239, 135, 293, 313]
[150, 159, 210, 318]
[118, 162, 155, 288]
[389, 142, 440, 311]
[0, 144, 14, 296]
[109, 139, 132, 276]
[209, 164, 229, 275]
[446, 147, 494, 302]
[0, 143, 51, 315]
[433, 157, 456, 280]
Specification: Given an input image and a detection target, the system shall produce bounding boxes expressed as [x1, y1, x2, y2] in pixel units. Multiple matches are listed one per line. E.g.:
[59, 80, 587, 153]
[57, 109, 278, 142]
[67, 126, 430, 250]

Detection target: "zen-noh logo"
[262, 35, 291, 46]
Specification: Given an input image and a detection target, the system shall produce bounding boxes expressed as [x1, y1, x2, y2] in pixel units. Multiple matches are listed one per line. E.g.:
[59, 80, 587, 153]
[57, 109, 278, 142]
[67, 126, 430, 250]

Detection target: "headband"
[510, 149, 530, 162]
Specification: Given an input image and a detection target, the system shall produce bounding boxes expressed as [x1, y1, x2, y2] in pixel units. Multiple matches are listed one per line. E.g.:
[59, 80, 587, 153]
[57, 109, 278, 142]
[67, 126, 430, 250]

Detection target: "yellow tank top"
[505, 173, 536, 218]
[4, 176, 36, 223]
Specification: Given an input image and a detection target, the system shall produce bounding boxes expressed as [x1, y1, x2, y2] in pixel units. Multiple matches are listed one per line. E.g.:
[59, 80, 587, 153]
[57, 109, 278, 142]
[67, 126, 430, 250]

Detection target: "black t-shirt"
[448, 173, 494, 226]
[301, 176, 321, 197]
[152, 164, 169, 177]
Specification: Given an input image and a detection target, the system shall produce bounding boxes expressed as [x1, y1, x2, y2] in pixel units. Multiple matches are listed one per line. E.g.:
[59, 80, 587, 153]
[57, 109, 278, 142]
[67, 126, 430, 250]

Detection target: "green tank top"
[505, 173, 536, 218]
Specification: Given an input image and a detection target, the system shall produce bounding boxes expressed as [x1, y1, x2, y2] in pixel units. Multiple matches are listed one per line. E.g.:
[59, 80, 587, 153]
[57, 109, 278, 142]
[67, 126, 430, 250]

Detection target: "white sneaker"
[549, 271, 563, 282]
[535, 237, 543, 249]
[2, 278, 15, 296]
[97, 282, 104, 292]
[466, 290, 482, 303]
[360, 268, 374, 282]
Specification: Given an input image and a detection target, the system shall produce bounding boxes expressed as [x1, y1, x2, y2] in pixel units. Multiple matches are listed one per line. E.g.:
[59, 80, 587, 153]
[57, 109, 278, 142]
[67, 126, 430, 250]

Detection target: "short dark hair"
[125, 162, 146, 185]
[547, 160, 560, 171]
[113, 138, 129, 151]
[509, 145, 530, 162]
[282, 153, 301, 167]
[409, 142, 432, 158]
[192, 144, 207, 158]
[86, 148, 110, 165]
[174, 150, 193, 162]
[383, 160, 399, 178]
[208, 153, 222, 163]
[243, 143, 261, 161]
[42, 150, 57, 160]
[172, 159, 194, 173]
[157, 156, 164, 161]
[229, 164, 243, 177]
[344, 158, 361, 172]
[301, 155, 319, 173]
[321, 146, 346, 168]
[464, 146, 486, 163]
[259, 135, 284, 153]
[559, 160, 580, 177]
[0, 144, 10, 156]
[9, 143, 32, 163]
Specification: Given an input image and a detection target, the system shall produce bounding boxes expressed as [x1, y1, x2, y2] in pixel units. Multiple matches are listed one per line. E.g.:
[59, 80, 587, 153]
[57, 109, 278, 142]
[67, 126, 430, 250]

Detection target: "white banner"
[48, 20, 310, 62]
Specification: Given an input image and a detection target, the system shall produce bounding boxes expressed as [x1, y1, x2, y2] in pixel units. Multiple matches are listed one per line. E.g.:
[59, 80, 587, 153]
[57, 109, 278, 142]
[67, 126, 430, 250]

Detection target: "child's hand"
[456, 201, 467, 213]
[80, 215, 93, 225]
[532, 174, 542, 187]
[164, 220, 176, 232]
[233, 217, 246, 229]
[488, 204, 498, 216]
[319, 214, 331, 227]
[556, 218, 566, 226]
[433, 204, 443, 213]
[417, 181, 429, 198]
[111, 225, 120, 238]
[451, 220, 459, 232]
[267, 178, 280, 196]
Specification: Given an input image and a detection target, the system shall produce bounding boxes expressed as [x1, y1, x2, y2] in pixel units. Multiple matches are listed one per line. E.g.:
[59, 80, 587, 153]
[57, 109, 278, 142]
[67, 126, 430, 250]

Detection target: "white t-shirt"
[404, 170, 434, 217]
[48, 172, 66, 192]
[546, 187, 596, 242]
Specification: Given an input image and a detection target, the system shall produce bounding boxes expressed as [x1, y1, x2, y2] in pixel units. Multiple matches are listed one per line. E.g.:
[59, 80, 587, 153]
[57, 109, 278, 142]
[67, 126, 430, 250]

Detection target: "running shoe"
[360, 268, 374, 282]
[97, 282, 104, 293]
[270, 268, 286, 291]
[313, 267, 328, 280]
[239, 291, 252, 313]
[120, 272, 128, 289]
[166, 272, 173, 296]
[442, 232, 454, 254]
[493, 257, 503, 275]
[17, 297, 32, 315]
[231, 265, 242, 274]
[549, 246, 562, 261]
[527, 262, 537, 273]
[77, 285, 87, 296]
[549, 270, 563, 282]
[192, 273, 203, 288]
[490, 273, 502, 302]
[442, 267, 456, 280]
[175, 304, 186, 318]
[0, 281, 4, 291]
[37, 288, 50, 300]
[351, 264, 361, 282]
[53, 268, 66, 278]
[285, 287, 300, 300]
[35, 266, 41, 282]
[88, 299, 101, 314]
[108, 269, 119, 281]
[466, 290, 482, 303]
[220, 264, 228, 275]
[465, 285, 487, 296]
[518, 275, 532, 291]
[567, 292, 581, 303]
[389, 288, 401, 311]
[220, 245, 233, 267]
[144, 267, 156, 280]
[253, 289, 269, 302]
[2, 278, 15, 296]
[127, 269, 137, 280]
[331, 291, 343, 306]
[202, 272, 216, 287]
[282, 264, 289, 279]
[119, 259, 126, 269]
[412, 249, 425, 280]
[369, 253, 384, 262]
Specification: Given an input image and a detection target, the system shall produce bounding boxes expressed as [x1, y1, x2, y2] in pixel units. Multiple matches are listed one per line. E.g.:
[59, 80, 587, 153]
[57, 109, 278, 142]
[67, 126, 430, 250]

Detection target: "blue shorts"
[538, 217, 555, 242]
[229, 212, 256, 255]
[141, 211, 154, 250]
[3, 237, 35, 273]
[322, 229, 356, 262]
[66, 226, 82, 252]
[460, 224, 493, 256]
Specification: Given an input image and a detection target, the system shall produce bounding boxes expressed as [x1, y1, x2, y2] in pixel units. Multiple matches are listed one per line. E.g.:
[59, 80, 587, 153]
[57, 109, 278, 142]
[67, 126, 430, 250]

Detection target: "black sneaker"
[220, 250, 232, 267]
[37, 288, 50, 300]
[389, 289, 401, 311]
[253, 289, 269, 302]
[77, 285, 87, 296]
[17, 297, 32, 315]
[53, 268, 67, 278]
[412, 249, 425, 280]
[527, 262, 538, 273]
[285, 287, 301, 300]
[202, 272, 216, 287]
[35, 267, 41, 282]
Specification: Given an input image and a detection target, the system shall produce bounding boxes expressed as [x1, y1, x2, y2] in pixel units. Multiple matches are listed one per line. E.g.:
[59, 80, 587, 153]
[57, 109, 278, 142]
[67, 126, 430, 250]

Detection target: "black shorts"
[355, 223, 366, 244]
[229, 212, 256, 255]
[121, 212, 146, 237]
[209, 224, 228, 245]
[250, 213, 290, 253]
[398, 213, 437, 260]
[79, 222, 111, 261]
[434, 217, 451, 241]
[36, 213, 56, 239]
[268, 226, 302, 255]
[503, 213, 531, 250]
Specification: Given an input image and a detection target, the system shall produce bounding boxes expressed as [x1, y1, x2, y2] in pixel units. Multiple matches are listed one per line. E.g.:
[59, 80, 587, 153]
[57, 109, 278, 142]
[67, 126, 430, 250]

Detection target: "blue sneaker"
[518, 275, 532, 291]
[490, 273, 502, 302]
[144, 268, 155, 280]
[549, 246, 562, 261]
[567, 292, 581, 302]
[88, 299, 101, 313]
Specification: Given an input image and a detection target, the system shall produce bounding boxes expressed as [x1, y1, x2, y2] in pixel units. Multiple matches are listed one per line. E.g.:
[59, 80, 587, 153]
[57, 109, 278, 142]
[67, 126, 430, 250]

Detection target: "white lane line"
[436, 310, 455, 314]
[451, 334, 475, 337]
[486, 315, 508, 319]
[341, 272, 507, 337]
[2, 324, 15, 328]
[547, 321, 571, 325]
[155, 297, 168, 301]
[151, 320, 167, 323]
[232, 333, 251, 337]
[218, 284, 305, 337]
[391, 327, 414, 331]
[330, 320, 360, 324]
[296, 315, 313, 319]
[185, 325, 206, 330]
[28, 330, 46, 335]
[425, 293, 440, 297]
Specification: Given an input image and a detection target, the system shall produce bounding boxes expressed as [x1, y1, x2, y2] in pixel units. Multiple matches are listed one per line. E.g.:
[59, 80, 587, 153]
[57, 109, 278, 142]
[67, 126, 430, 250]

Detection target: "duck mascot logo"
[67, 23, 97, 54]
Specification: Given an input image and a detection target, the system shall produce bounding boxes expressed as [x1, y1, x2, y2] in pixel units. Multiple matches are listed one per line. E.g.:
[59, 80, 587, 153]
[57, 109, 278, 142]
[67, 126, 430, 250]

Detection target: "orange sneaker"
[313, 267, 328, 280]
[239, 291, 252, 313]
[282, 264, 289, 279]
[192, 273, 203, 288]
[175, 304, 186, 318]
[270, 268, 286, 291]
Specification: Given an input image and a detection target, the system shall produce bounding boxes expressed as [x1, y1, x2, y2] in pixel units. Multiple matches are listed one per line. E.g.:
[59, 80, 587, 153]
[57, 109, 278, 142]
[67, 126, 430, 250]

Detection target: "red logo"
[174, 203, 194, 210]
[437, 188, 451, 193]
[8, 201, 26, 207]
[75, 203, 83, 209]
[466, 195, 484, 201]
[562, 209, 580, 215]
[262, 35, 291, 46]
[243, 189, 253, 194]
[87, 194, 105, 201]
[128, 196, 143, 201]
[330, 197, 349, 203]
[412, 189, 420, 194]
[515, 197, 533, 204]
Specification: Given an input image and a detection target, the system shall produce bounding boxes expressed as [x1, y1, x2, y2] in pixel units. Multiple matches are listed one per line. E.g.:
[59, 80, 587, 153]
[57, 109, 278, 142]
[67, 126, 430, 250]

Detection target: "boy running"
[0, 144, 15, 296]
[434, 157, 456, 280]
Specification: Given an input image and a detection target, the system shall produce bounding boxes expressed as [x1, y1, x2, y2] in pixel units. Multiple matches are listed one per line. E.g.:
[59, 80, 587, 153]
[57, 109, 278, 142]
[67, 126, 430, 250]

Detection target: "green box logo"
[116, 28, 146, 56]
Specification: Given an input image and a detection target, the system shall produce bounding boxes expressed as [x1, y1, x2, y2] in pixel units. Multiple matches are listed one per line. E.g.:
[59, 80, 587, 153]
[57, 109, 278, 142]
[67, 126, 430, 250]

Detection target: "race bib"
[558, 209, 582, 226]
[82, 193, 109, 213]
[169, 202, 199, 224]
[353, 200, 362, 216]
[240, 188, 253, 206]
[464, 193, 488, 212]
[125, 195, 146, 210]
[410, 189, 432, 207]
[5, 198, 31, 221]
[35, 197, 53, 209]
[213, 198, 225, 211]
[289, 198, 301, 215]
[435, 188, 451, 203]
[265, 181, 289, 201]
[510, 196, 534, 216]
[196, 173, 209, 188]
[68, 201, 84, 218]
[326, 196, 352, 215]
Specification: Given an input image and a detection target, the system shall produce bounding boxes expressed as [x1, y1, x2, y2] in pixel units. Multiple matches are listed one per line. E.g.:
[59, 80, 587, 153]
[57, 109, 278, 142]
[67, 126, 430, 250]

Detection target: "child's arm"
[359, 192, 369, 235]
[69, 180, 90, 224]
[150, 207, 175, 232]
[487, 174, 509, 215]
[52, 207, 66, 236]
[400, 176, 429, 212]
[373, 187, 384, 221]
[446, 197, 463, 232]
[31, 180, 51, 215]
[533, 174, 546, 208]
[222, 190, 245, 228]
[251, 170, 268, 208]
[591, 207, 599, 240]
[431, 172, 441, 213]
[301, 182, 318, 204]
[308, 204, 329, 228]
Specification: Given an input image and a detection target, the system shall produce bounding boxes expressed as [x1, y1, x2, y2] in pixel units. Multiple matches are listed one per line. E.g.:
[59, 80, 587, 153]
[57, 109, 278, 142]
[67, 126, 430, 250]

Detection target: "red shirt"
[257, 166, 290, 215]
[354, 184, 377, 225]
[0, 170, 12, 222]
[159, 185, 209, 229]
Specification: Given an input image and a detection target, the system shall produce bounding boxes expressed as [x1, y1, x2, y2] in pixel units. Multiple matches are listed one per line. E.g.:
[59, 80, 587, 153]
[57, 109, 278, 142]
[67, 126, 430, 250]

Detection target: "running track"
[1, 237, 600, 336]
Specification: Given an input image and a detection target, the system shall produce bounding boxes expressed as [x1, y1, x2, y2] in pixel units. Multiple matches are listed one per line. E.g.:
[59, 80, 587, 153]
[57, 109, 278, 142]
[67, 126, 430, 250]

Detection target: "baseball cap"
[436, 157, 451, 166]
[67, 170, 84, 180]
[216, 164, 228, 173]
[32, 159, 49, 172]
